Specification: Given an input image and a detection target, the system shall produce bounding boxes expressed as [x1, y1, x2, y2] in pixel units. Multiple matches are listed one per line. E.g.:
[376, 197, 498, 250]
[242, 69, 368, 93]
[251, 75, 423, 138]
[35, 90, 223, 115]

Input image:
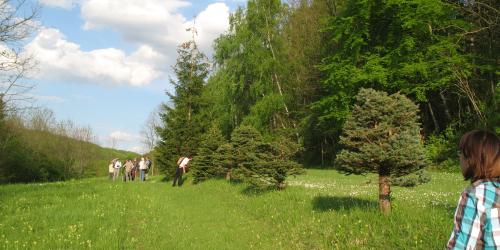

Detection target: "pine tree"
[190, 124, 226, 183]
[231, 125, 303, 189]
[213, 142, 234, 180]
[156, 39, 210, 178]
[336, 88, 427, 214]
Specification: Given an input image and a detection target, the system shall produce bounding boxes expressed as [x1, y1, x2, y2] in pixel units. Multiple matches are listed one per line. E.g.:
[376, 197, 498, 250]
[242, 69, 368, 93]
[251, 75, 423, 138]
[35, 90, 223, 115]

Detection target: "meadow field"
[0, 169, 466, 249]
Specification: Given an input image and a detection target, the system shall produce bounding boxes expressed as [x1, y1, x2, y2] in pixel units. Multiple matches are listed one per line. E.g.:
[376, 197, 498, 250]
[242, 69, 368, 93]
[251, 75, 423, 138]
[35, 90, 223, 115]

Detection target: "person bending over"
[172, 156, 190, 187]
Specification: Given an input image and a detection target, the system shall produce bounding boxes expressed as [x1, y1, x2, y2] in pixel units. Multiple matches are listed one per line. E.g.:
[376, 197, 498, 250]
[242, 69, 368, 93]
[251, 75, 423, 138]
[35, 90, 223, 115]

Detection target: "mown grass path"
[0, 170, 466, 249]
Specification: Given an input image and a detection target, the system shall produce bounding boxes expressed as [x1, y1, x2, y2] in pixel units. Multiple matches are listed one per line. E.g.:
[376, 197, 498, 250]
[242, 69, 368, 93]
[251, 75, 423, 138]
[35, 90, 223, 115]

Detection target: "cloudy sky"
[24, 0, 244, 153]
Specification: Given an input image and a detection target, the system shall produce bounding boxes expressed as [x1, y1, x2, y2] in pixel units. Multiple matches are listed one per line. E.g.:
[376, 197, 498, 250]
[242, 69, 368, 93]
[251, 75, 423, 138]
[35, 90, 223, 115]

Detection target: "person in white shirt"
[113, 159, 122, 181]
[172, 156, 191, 187]
[108, 160, 114, 180]
[139, 157, 147, 181]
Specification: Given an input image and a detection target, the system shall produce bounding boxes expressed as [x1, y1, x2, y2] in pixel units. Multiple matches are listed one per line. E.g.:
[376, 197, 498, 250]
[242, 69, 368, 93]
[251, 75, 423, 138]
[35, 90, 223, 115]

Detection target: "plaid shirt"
[447, 179, 500, 249]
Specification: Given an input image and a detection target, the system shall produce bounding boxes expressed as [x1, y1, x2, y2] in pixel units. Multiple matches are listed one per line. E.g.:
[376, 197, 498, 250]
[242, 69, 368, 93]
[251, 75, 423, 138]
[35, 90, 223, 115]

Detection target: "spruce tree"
[156, 40, 210, 178]
[336, 88, 427, 214]
[190, 124, 226, 183]
[231, 125, 303, 189]
[213, 142, 234, 180]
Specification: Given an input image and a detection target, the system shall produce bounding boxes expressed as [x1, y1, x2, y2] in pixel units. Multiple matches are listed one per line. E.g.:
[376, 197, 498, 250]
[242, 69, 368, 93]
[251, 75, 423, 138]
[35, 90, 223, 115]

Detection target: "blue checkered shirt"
[447, 179, 500, 249]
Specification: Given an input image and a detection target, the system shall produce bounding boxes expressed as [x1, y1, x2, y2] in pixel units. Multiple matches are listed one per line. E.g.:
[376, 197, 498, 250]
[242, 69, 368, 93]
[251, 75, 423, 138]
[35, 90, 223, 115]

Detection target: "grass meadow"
[0, 169, 466, 249]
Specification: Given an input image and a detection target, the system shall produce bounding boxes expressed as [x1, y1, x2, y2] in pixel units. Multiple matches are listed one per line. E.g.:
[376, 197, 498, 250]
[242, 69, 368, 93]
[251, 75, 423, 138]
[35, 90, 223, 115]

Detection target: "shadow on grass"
[160, 176, 169, 182]
[312, 196, 378, 212]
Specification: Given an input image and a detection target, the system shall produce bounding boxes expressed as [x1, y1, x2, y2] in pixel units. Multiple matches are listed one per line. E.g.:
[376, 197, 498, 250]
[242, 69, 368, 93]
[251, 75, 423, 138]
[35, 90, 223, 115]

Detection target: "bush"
[191, 124, 227, 183]
[231, 125, 303, 189]
[392, 169, 431, 187]
[424, 126, 459, 172]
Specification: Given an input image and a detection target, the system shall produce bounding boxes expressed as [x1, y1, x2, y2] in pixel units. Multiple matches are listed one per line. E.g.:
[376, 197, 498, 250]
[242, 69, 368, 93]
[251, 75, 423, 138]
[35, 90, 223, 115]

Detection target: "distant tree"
[0, 0, 39, 110]
[0, 95, 7, 152]
[190, 123, 227, 183]
[156, 37, 210, 178]
[141, 106, 161, 152]
[335, 88, 428, 214]
[231, 125, 303, 189]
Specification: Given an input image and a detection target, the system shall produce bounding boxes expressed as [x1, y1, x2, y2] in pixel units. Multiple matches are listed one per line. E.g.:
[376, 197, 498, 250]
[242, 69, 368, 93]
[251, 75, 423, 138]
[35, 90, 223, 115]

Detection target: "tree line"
[0, 103, 138, 183]
[154, 0, 498, 189]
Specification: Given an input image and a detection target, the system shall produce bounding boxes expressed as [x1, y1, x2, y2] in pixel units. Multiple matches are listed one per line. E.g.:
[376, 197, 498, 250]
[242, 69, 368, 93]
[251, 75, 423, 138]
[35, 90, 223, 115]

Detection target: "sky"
[21, 0, 245, 153]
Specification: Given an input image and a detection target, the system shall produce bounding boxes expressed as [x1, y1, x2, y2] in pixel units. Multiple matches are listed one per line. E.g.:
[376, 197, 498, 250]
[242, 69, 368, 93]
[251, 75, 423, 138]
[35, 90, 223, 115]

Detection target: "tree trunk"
[378, 167, 391, 215]
[439, 91, 451, 121]
[226, 169, 231, 180]
[321, 140, 324, 168]
[427, 102, 439, 132]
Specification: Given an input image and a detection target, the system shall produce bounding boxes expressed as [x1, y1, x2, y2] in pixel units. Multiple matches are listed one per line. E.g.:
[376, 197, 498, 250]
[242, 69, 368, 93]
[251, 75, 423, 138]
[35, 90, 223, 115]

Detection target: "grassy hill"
[20, 129, 141, 178]
[0, 126, 139, 183]
[0, 169, 466, 249]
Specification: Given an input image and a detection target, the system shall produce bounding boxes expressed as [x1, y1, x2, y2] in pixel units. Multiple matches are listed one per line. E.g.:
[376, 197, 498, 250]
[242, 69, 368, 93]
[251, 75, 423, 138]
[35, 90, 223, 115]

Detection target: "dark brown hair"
[459, 130, 500, 181]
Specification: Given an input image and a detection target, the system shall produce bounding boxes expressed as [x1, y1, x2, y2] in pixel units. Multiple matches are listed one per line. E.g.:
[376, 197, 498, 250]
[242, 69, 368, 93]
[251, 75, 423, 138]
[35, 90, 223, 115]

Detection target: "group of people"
[108, 157, 152, 182]
[106, 155, 191, 186]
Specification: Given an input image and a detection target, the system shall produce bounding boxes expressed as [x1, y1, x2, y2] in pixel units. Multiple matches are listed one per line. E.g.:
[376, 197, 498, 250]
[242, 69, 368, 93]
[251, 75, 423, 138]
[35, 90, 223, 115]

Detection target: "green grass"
[0, 170, 467, 249]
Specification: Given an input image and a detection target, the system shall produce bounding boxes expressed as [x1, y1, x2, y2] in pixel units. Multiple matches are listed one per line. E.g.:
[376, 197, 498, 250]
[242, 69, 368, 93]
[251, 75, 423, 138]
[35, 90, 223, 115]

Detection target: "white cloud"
[192, 3, 230, 54]
[33, 94, 66, 103]
[129, 146, 146, 154]
[103, 131, 146, 154]
[27, 2, 230, 86]
[25, 27, 162, 86]
[39, 0, 79, 9]
[80, 0, 229, 57]
[109, 131, 140, 141]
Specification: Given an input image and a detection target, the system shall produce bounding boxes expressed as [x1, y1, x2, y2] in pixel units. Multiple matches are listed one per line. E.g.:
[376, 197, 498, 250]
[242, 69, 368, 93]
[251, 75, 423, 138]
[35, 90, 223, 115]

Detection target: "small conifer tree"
[191, 124, 226, 183]
[336, 88, 427, 214]
[231, 125, 303, 189]
[213, 143, 234, 180]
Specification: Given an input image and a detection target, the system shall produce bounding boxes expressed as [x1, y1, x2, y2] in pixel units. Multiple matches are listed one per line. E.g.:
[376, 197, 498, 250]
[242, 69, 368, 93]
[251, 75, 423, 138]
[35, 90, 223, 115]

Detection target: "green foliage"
[311, 0, 491, 164]
[485, 81, 499, 134]
[191, 124, 227, 183]
[231, 125, 303, 189]
[392, 169, 431, 187]
[336, 88, 428, 177]
[424, 126, 459, 172]
[154, 0, 498, 170]
[0, 101, 139, 183]
[0, 137, 68, 183]
[156, 40, 210, 179]
[208, 0, 296, 134]
[213, 142, 235, 180]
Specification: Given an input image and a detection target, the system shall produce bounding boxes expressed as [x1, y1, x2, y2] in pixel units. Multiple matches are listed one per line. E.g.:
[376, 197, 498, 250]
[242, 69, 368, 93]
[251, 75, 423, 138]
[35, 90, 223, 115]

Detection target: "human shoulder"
[467, 179, 500, 208]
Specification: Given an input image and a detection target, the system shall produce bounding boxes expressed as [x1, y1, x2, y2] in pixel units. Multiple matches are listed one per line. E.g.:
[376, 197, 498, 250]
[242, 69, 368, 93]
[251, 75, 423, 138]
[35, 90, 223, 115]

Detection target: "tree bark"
[427, 102, 439, 132]
[439, 91, 452, 121]
[378, 167, 391, 215]
[321, 140, 324, 167]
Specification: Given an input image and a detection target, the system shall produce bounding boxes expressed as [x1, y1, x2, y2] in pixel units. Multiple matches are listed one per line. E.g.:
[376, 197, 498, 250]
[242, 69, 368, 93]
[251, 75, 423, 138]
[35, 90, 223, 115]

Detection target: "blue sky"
[23, 0, 245, 153]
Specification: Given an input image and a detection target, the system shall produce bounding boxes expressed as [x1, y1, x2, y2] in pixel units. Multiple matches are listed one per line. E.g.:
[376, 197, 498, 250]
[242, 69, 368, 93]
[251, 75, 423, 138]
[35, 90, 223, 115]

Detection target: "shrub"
[392, 169, 431, 187]
[231, 125, 303, 189]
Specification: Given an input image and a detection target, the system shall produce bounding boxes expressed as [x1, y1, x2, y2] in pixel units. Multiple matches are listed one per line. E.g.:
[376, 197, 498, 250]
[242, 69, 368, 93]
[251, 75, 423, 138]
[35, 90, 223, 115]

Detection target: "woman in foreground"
[447, 130, 500, 249]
